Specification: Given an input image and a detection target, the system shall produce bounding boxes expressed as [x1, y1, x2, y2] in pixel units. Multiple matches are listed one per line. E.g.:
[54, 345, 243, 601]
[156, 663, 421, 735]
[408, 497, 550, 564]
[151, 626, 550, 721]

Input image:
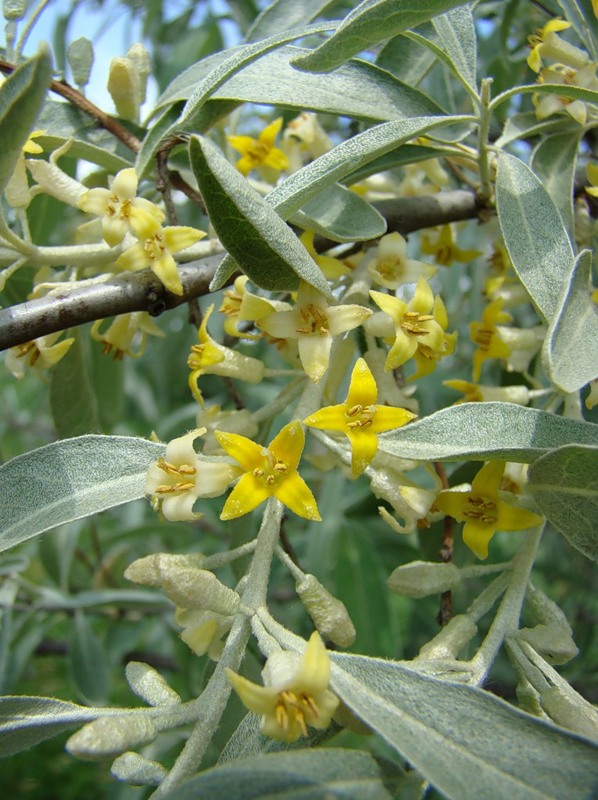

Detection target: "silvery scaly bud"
[111, 752, 167, 786]
[160, 567, 240, 617]
[124, 553, 206, 587]
[387, 561, 461, 599]
[518, 583, 578, 665]
[125, 662, 181, 707]
[296, 574, 356, 648]
[418, 614, 478, 660]
[3, 0, 26, 20]
[67, 716, 157, 760]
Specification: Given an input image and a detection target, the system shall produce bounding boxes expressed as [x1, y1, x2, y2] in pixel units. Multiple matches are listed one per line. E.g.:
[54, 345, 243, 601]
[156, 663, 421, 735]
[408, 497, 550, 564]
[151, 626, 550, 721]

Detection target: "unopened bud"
[418, 614, 478, 660]
[541, 686, 598, 742]
[387, 561, 461, 598]
[67, 715, 157, 760]
[125, 661, 181, 707]
[3, 0, 26, 20]
[517, 624, 578, 665]
[124, 553, 206, 587]
[296, 574, 356, 648]
[111, 752, 167, 786]
[161, 567, 240, 616]
[107, 58, 140, 122]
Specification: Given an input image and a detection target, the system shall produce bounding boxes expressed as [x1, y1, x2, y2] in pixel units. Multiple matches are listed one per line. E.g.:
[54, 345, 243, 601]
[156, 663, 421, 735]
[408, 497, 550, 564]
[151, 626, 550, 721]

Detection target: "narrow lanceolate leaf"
[50, 333, 101, 438]
[531, 132, 580, 235]
[331, 654, 598, 800]
[291, 184, 386, 243]
[376, 402, 598, 463]
[292, 0, 469, 73]
[245, 0, 336, 42]
[0, 697, 113, 757]
[189, 135, 331, 295]
[0, 47, 52, 194]
[496, 152, 574, 324]
[210, 115, 471, 290]
[432, 4, 477, 90]
[0, 436, 165, 553]
[161, 749, 400, 800]
[542, 250, 598, 393]
[528, 444, 598, 562]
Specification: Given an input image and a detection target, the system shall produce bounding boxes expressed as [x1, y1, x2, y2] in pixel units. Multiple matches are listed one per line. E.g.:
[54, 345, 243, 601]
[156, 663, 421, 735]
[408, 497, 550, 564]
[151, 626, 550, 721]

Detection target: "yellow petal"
[369, 405, 416, 433]
[213, 431, 264, 471]
[471, 461, 504, 499]
[346, 428, 379, 476]
[495, 502, 544, 531]
[226, 668, 276, 715]
[296, 632, 330, 694]
[274, 472, 321, 521]
[163, 225, 205, 254]
[346, 358, 377, 407]
[220, 473, 270, 519]
[269, 421, 305, 470]
[151, 253, 183, 295]
[462, 519, 496, 559]
[259, 117, 284, 148]
[304, 404, 348, 432]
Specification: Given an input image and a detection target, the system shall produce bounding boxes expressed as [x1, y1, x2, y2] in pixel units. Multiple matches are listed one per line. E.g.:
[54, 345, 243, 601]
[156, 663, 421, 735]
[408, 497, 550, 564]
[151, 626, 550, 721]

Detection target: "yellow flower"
[91, 312, 164, 359]
[433, 461, 544, 559]
[215, 420, 321, 521]
[527, 18, 587, 73]
[175, 607, 233, 661]
[5, 129, 45, 208]
[78, 167, 165, 246]
[226, 632, 339, 742]
[587, 163, 598, 198]
[470, 298, 511, 382]
[259, 281, 371, 383]
[227, 117, 289, 178]
[369, 279, 446, 371]
[300, 230, 350, 280]
[187, 304, 266, 406]
[304, 357, 416, 476]
[4, 332, 74, 379]
[367, 232, 437, 290]
[218, 275, 286, 338]
[116, 224, 206, 296]
[145, 428, 241, 521]
[444, 379, 530, 405]
[281, 111, 332, 172]
[534, 63, 598, 125]
[420, 224, 481, 267]
[410, 292, 457, 380]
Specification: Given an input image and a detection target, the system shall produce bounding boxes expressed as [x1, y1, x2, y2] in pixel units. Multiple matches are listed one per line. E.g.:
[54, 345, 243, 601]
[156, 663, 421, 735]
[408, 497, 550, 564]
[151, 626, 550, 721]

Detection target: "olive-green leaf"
[528, 444, 598, 561]
[432, 4, 477, 90]
[0, 47, 52, 194]
[376, 402, 598, 462]
[245, 0, 336, 43]
[331, 654, 598, 800]
[50, 333, 101, 438]
[292, 0, 469, 73]
[189, 135, 331, 295]
[530, 132, 580, 235]
[291, 183, 386, 243]
[496, 152, 574, 324]
[0, 436, 165, 553]
[542, 250, 598, 393]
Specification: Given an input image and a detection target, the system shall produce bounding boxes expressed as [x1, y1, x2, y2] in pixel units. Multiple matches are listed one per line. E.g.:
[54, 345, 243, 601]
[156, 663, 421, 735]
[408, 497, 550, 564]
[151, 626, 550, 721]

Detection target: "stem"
[476, 77, 494, 206]
[14, 0, 51, 57]
[469, 524, 544, 685]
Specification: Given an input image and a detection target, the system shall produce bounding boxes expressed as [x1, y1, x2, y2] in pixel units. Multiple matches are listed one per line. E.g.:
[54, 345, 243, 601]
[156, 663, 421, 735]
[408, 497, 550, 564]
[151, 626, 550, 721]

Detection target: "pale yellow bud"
[296, 574, 356, 648]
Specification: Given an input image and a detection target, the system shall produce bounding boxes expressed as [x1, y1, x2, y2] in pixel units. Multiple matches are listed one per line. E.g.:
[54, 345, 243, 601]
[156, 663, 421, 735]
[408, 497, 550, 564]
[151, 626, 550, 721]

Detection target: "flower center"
[345, 403, 376, 429]
[463, 495, 498, 525]
[154, 458, 197, 495]
[472, 327, 494, 351]
[107, 193, 131, 221]
[143, 232, 167, 260]
[401, 311, 434, 337]
[14, 341, 39, 365]
[252, 450, 289, 486]
[296, 303, 330, 337]
[188, 342, 224, 369]
[246, 141, 270, 165]
[275, 689, 319, 738]
[377, 258, 403, 281]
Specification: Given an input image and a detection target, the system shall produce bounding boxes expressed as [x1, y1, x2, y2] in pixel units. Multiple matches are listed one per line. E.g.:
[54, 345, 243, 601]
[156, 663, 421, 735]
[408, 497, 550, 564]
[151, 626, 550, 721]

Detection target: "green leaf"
[496, 152, 574, 324]
[152, 46, 444, 124]
[50, 333, 101, 438]
[189, 135, 331, 295]
[292, 0, 470, 73]
[0, 435, 165, 553]
[376, 402, 598, 462]
[432, 4, 477, 90]
[162, 748, 398, 799]
[542, 250, 598, 393]
[330, 654, 598, 800]
[528, 444, 598, 562]
[245, 0, 344, 43]
[377, 28, 437, 86]
[135, 104, 181, 179]
[530, 132, 580, 235]
[0, 697, 109, 757]
[69, 611, 109, 705]
[291, 183, 386, 243]
[0, 48, 53, 194]
[495, 112, 579, 149]
[211, 115, 470, 289]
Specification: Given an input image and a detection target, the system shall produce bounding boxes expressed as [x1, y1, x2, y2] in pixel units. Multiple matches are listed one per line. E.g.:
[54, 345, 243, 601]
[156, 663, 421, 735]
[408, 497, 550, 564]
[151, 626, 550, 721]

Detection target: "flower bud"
[125, 661, 181, 707]
[111, 752, 167, 786]
[517, 624, 578, 666]
[161, 567, 240, 616]
[124, 552, 206, 587]
[387, 561, 461, 598]
[3, 0, 26, 20]
[540, 686, 598, 742]
[67, 715, 157, 760]
[296, 575, 356, 648]
[418, 614, 478, 660]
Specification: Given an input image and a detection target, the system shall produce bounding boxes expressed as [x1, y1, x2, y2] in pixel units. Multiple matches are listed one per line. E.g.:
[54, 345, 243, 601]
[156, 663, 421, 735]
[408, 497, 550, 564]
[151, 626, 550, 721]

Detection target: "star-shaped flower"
[420, 224, 481, 267]
[226, 632, 339, 742]
[304, 358, 416, 476]
[368, 232, 436, 290]
[470, 298, 512, 381]
[5, 332, 74, 379]
[259, 281, 371, 383]
[91, 312, 164, 359]
[227, 117, 289, 178]
[432, 461, 544, 559]
[215, 420, 320, 521]
[527, 18, 587, 73]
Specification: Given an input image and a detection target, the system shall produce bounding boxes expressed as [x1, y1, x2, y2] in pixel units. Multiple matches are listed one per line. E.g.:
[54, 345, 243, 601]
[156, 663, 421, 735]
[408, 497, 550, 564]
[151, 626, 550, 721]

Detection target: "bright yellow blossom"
[215, 420, 320, 521]
[227, 117, 289, 178]
[187, 304, 265, 406]
[587, 163, 598, 198]
[259, 281, 371, 383]
[304, 357, 416, 476]
[410, 292, 457, 380]
[226, 632, 339, 742]
[433, 461, 544, 559]
[368, 232, 437, 290]
[527, 19, 587, 73]
[470, 298, 511, 382]
[420, 224, 481, 267]
[78, 167, 165, 246]
[91, 312, 164, 359]
[116, 224, 206, 296]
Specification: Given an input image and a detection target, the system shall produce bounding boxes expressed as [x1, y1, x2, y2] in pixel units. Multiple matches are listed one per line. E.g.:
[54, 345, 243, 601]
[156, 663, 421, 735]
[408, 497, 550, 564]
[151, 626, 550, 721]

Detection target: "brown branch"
[434, 461, 454, 627]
